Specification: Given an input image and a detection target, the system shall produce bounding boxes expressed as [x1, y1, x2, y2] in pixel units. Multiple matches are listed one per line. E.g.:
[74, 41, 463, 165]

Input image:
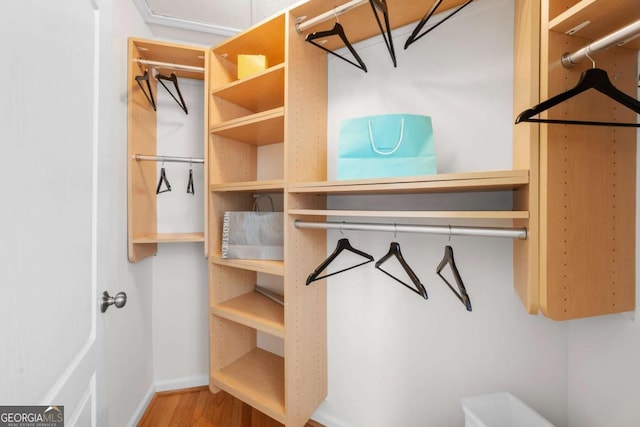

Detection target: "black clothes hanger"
[368, 0, 397, 67]
[187, 167, 194, 194]
[135, 70, 156, 111]
[436, 245, 472, 311]
[305, 22, 368, 72]
[156, 162, 172, 194]
[375, 242, 428, 300]
[157, 73, 188, 114]
[516, 67, 640, 127]
[306, 238, 374, 285]
[404, 0, 475, 50]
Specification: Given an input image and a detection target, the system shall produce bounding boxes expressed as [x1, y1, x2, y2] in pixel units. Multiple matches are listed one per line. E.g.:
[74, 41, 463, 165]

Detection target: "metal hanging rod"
[562, 19, 640, 68]
[296, 0, 369, 32]
[294, 220, 527, 240]
[134, 155, 204, 164]
[135, 58, 205, 73]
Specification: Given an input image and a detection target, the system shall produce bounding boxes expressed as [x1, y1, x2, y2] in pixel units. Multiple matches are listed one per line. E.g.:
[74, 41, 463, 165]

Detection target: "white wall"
[152, 78, 209, 388]
[312, 0, 569, 425]
[106, 1, 156, 426]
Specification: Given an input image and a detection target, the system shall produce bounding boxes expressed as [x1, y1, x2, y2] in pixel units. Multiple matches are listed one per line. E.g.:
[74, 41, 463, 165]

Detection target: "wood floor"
[137, 386, 324, 427]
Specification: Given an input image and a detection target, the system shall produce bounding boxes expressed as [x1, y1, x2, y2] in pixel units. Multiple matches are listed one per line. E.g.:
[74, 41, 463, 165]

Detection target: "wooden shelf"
[132, 232, 205, 243]
[212, 64, 285, 113]
[131, 38, 206, 80]
[209, 108, 284, 145]
[289, 209, 529, 220]
[210, 179, 285, 193]
[211, 348, 285, 424]
[548, 0, 640, 49]
[289, 170, 529, 195]
[291, 0, 472, 51]
[212, 14, 285, 66]
[210, 256, 285, 276]
[212, 292, 284, 338]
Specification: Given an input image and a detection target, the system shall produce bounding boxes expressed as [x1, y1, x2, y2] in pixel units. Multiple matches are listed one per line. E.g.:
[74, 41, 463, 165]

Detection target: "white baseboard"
[154, 375, 209, 392]
[311, 408, 349, 427]
[127, 383, 155, 427]
[126, 375, 209, 426]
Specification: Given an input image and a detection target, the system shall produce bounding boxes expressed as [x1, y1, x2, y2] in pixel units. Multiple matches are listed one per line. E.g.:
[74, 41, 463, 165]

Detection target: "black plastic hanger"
[157, 73, 188, 114]
[375, 242, 428, 299]
[516, 68, 640, 127]
[436, 245, 472, 311]
[306, 238, 374, 285]
[368, 0, 397, 67]
[404, 0, 475, 50]
[305, 22, 368, 72]
[187, 167, 194, 194]
[135, 70, 156, 111]
[156, 162, 171, 194]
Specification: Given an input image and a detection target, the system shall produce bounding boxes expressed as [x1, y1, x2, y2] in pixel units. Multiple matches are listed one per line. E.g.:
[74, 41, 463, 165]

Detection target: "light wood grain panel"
[213, 14, 286, 67]
[210, 180, 285, 193]
[290, 0, 473, 51]
[548, 0, 640, 49]
[211, 348, 286, 425]
[289, 170, 529, 194]
[131, 38, 206, 80]
[540, 29, 636, 319]
[210, 317, 256, 393]
[132, 232, 205, 243]
[284, 11, 329, 425]
[213, 64, 286, 113]
[512, 0, 541, 314]
[213, 291, 285, 338]
[210, 108, 285, 146]
[128, 38, 158, 262]
[211, 257, 285, 276]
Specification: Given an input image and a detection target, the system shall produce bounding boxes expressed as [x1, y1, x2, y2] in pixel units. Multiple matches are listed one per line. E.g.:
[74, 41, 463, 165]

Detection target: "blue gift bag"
[337, 114, 437, 180]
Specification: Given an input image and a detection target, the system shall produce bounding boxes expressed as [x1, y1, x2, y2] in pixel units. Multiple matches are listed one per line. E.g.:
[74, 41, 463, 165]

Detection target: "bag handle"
[368, 117, 404, 155]
[253, 194, 275, 212]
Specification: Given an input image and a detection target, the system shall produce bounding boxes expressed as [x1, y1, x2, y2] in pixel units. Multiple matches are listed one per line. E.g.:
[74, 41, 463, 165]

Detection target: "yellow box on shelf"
[237, 54, 268, 79]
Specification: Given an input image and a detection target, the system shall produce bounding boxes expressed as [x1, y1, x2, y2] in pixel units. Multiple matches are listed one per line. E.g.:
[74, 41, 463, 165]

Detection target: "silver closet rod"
[134, 58, 205, 73]
[294, 220, 527, 240]
[296, 0, 369, 32]
[134, 155, 204, 164]
[562, 19, 640, 68]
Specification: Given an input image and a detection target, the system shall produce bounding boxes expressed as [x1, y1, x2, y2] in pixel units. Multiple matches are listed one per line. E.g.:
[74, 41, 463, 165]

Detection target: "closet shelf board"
[290, 0, 475, 51]
[132, 232, 205, 243]
[209, 179, 285, 193]
[289, 170, 529, 195]
[212, 14, 285, 66]
[288, 209, 530, 220]
[212, 64, 285, 112]
[547, 0, 640, 49]
[212, 292, 285, 338]
[211, 348, 285, 424]
[131, 38, 206, 80]
[210, 256, 285, 276]
[209, 108, 284, 145]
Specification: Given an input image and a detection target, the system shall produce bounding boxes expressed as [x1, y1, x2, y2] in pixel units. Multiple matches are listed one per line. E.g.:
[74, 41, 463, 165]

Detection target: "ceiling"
[133, 0, 300, 45]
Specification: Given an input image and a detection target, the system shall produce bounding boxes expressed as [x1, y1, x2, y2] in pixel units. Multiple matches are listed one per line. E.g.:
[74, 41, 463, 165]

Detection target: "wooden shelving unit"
[513, 0, 638, 319]
[207, 9, 327, 427]
[206, 0, 639, 424]
[127, 38, 208, 262]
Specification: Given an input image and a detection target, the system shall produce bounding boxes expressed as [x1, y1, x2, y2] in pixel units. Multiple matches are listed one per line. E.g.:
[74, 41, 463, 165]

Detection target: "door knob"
[101, 291, 127, 313]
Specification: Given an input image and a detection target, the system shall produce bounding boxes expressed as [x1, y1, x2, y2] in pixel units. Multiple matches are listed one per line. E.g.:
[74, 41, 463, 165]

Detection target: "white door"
[0, 1, 109, 425]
